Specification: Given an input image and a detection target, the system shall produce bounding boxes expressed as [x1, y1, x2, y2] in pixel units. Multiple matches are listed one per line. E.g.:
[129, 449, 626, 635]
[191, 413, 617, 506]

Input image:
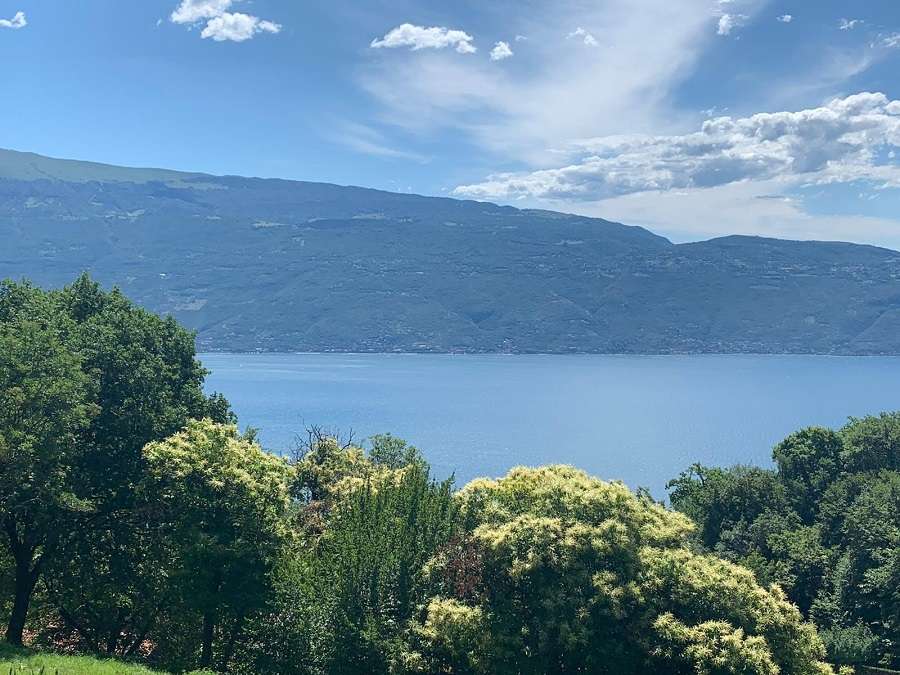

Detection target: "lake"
[200, 353, 900, 497]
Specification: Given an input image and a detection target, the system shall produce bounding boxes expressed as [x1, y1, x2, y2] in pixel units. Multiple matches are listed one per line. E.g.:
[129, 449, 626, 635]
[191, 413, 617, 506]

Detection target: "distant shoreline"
[196, 349, 900, 358]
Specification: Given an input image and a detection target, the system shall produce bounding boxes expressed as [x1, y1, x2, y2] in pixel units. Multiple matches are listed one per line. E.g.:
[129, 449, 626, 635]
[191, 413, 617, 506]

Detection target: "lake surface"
[200, 353, 900, 497]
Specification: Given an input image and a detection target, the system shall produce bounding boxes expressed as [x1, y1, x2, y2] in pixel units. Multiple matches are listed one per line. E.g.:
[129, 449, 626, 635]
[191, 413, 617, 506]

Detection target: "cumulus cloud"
[370, 24, 476, 54]
[777, 14, 792, 23]
[839, 18, 862, 31]
[490, 41, 513, 61]
[170, 0, 280, 42]
[453, 92, 900, 201]
[201, 13, 280, 41]
[567, 27, 598, 46]
[0, 10, 26, 29]
[171, 0, 230, 23]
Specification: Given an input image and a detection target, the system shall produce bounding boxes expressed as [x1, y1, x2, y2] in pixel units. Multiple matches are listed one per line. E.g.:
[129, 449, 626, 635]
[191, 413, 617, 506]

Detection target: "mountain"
[2, 147, 900, 354]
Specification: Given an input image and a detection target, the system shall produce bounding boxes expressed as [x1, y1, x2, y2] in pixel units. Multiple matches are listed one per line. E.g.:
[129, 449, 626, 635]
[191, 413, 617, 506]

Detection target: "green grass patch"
[0, 643, 168, 675]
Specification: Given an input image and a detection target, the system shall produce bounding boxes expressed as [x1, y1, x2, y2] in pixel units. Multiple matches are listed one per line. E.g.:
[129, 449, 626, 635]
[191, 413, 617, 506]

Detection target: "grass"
[0, 643, 167, 675]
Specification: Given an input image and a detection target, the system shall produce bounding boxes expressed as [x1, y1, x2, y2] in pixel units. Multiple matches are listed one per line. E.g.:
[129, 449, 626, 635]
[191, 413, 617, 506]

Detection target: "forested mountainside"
[3, 148, 900, 354]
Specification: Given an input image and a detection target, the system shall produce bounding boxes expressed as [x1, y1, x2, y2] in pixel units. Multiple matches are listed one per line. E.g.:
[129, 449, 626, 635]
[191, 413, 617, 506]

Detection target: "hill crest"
[2, 149, 899, 354]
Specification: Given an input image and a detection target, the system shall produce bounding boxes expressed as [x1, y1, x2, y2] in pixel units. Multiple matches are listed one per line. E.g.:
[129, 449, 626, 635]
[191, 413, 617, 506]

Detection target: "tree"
[141, 420, 294, 671]
[669, 416, 900, 669]
[813, 471, 899, 664]
[238, 435, 458, 675]
[404, 465, 834, 675]
[57, 274, 217, 502]
[667, 463, 786, 550]
[773, 427, 844, 521]
[840, 413, 900, 473]
[368, 434, 425, 470]
[0, 297, 96, 644]
[318, 462, 457, 672]
[0, 275, 231, 649]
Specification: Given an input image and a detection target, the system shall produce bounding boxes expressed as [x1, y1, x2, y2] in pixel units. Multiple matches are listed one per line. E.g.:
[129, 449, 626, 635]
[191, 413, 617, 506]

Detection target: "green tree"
[813, 471, 899, 664]
[0, 288, 97, 645]
[319, 463, 457, 672]
[0, 275, 231, 650]
[667, 464, 786, 551]
[773, 427, 844, 521]
[239, 436, 457, 675]
[369, 434, 425, 471]
[404, 465, 834, 675]
[141, 420, 294, 671]
[840, 412, 900, 473]
[670, 415, 900, 668]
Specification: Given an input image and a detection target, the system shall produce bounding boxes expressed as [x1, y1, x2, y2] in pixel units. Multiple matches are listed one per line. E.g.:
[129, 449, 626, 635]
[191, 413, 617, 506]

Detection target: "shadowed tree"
[0, 275, 231, 648]
[0, 284, 97, 644]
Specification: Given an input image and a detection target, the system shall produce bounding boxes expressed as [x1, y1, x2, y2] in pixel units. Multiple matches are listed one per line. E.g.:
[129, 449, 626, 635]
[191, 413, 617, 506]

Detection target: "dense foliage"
[0, 276, 230, 649]
[401, 465, 834, 675]
[668, 415, 900, 669]
[0, 277, 875, 674]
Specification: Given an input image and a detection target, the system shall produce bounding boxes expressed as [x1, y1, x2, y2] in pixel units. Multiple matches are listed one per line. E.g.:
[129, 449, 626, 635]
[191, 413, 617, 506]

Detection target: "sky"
[3, 0, 900, 247]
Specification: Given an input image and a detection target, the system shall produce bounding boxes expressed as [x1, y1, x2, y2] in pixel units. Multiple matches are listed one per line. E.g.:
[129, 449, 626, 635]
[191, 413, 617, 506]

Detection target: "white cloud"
[171, 0, 231, 23]
[370, 24, 476, 54]
[839, 18, 862, 31]
[453, 93, 900, 201]
[170, 0, 280, 42]
[576, 179, 900, 249]
[514, 34, 528, 42]
[201, 13, 280, 41]
[360, 0, 743, 163]
[701, 106, 728, 117]
[567, 27, 598, 46]
[777, 14, 792, 23]
[0, 10, 26, 29]
[717, 13, 746, 35]
[883, 33, 900, 49]
[490, 41, 513, 61]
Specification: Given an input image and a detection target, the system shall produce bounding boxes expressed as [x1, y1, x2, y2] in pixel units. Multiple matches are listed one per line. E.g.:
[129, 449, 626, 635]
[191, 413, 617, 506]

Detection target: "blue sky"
[3, 0, 900, 247]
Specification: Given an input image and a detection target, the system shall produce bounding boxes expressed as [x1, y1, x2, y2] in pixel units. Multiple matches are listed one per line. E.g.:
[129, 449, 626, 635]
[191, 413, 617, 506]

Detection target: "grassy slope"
[0, 643, 167, 674]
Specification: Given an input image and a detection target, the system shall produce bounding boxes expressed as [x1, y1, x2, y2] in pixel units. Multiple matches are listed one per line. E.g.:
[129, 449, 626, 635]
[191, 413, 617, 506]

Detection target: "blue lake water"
[200, 353, 900, 497]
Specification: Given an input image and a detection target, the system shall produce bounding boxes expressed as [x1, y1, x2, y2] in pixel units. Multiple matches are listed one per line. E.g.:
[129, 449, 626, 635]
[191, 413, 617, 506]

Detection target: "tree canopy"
[0, 275, 229, 648]
[402, 465, 834, 675]
[0, 276, 878, 674]
[669, 415, 900, 669]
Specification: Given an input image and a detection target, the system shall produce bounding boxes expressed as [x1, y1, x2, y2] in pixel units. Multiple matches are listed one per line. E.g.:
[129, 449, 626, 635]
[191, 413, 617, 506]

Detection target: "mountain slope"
[2, 148, 900, 354]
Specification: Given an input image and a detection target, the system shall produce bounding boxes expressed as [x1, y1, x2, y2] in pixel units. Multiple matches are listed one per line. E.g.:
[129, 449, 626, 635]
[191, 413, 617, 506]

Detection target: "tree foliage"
[141, 420, 294, 671]
[0, 275, 232, 655]
[403, 465, 834, 675]
[0, 276, 872, 675]
[236, 434, 458, 675]
[0, 291, 97, 644]
[669, 416, 900, 668]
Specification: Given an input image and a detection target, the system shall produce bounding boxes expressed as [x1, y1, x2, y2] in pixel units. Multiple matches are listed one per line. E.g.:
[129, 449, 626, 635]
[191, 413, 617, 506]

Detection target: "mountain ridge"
[5, 147, 897, 252]
[2, 148, 900, 354]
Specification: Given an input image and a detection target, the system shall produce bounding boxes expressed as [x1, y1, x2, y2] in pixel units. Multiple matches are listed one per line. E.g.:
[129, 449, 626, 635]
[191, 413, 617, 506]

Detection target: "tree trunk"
[200, 610, 215, 669]
[5, 557, 39, 645]
[3, 515, 41, 646]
